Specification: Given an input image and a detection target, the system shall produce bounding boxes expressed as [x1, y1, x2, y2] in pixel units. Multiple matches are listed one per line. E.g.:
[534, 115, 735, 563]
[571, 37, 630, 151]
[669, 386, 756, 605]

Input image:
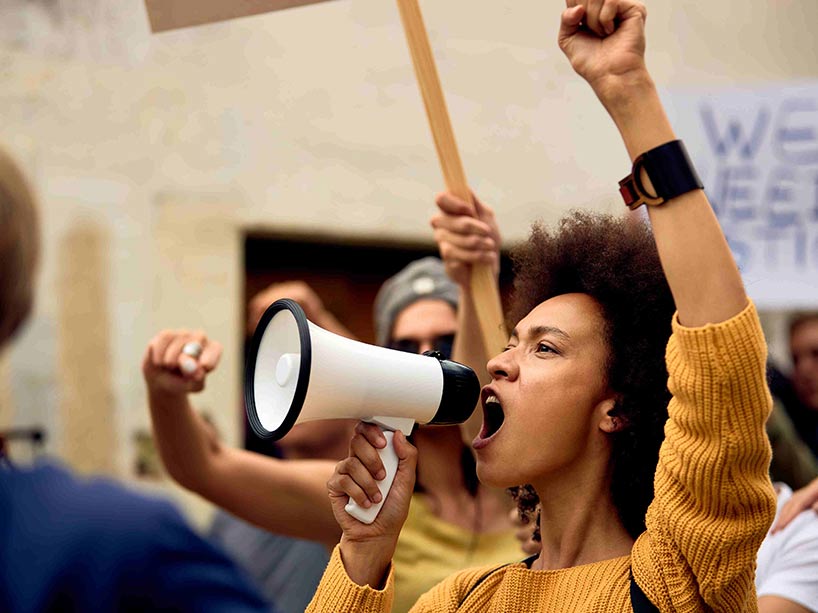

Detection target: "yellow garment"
[308, 302, 777, 612]
[392, 494, 522, 613]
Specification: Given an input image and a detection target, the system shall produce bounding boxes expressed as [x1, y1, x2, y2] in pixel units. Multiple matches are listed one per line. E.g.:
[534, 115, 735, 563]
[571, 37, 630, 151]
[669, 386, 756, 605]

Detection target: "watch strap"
[619, 140, 703, 210]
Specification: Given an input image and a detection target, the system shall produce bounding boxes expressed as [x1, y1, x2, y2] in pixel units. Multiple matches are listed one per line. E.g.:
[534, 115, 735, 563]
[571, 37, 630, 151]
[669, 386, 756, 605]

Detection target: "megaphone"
[245, 299, 479, 524]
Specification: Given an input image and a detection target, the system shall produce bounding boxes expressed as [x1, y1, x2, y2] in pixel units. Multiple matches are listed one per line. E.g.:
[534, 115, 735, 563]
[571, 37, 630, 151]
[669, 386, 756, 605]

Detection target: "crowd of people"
[2, 0, 818, 611]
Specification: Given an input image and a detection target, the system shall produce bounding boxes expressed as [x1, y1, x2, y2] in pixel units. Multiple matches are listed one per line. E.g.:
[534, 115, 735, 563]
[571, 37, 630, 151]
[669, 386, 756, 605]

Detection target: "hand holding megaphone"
[328, 423, 418, 548]
[245, 299, 479, 524]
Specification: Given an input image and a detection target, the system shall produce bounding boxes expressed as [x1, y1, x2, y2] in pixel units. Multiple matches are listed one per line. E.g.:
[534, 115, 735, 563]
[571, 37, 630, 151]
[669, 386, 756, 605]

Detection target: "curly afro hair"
[507, 211, 675, 540]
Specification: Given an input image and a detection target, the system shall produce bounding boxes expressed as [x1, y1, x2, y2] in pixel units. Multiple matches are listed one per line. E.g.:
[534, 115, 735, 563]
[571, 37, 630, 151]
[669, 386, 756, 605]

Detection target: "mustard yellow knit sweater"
[307, 302, 777, 612]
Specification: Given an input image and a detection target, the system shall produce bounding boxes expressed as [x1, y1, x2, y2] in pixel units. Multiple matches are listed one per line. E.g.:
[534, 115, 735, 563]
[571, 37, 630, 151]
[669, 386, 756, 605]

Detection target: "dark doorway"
[245, 234, 514, 342]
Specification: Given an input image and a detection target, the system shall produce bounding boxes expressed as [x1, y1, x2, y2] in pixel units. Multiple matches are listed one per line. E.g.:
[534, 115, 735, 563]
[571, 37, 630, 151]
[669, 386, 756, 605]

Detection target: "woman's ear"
[598, 398, 627, 433]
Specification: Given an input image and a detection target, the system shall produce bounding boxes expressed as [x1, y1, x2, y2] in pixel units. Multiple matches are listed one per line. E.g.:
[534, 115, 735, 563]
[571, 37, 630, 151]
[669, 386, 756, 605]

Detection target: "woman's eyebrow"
[510, 325, 570, 342]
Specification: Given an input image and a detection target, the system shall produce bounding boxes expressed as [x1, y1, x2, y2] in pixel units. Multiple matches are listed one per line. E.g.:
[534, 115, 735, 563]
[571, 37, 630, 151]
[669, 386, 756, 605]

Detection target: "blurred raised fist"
[142, 329, 222, 398]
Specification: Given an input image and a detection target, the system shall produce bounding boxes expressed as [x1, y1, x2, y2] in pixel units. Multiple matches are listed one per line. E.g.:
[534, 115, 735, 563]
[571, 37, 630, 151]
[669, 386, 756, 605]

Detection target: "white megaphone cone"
[245, 299, 479, 524]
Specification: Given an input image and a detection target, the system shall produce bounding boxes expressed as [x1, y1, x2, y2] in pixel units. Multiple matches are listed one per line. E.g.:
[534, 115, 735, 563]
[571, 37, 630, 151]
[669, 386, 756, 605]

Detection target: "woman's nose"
[487, 349, 516, 380]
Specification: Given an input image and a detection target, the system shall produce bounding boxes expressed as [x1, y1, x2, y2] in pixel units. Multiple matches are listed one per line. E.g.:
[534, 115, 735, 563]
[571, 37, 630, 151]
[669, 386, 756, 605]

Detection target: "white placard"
[663, 82, 818, 308]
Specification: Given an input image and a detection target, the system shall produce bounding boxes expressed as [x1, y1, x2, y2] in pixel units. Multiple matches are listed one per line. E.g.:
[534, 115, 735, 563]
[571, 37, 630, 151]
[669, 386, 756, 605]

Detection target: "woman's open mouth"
[473, 390, 505, 450]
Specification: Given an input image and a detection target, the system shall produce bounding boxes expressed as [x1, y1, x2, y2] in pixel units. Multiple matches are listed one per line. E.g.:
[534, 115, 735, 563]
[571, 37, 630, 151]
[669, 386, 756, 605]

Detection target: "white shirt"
[756, 483, 818, 612]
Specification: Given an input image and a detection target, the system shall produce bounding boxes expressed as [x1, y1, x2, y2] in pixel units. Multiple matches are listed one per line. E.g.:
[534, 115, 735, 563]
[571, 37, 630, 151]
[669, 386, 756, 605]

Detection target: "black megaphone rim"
[244, 298, 312, 441]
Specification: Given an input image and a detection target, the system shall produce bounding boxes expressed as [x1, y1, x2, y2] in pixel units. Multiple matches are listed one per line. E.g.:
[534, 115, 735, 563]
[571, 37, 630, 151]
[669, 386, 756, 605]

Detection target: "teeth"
[483, 393, 505, 438]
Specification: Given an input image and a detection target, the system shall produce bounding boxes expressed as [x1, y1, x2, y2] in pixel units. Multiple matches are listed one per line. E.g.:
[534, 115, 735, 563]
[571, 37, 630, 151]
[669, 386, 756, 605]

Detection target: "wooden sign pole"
[395, 0, 507, 356]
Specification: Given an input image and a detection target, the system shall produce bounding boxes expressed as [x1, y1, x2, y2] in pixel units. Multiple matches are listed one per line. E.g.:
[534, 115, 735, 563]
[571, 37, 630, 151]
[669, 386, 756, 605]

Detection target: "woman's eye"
[537, 343, 556, 354]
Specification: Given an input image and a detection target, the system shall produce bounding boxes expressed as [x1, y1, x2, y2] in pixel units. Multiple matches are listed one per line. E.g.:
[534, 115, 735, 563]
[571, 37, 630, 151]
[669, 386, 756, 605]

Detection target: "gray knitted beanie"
[373, 257, 459, 346]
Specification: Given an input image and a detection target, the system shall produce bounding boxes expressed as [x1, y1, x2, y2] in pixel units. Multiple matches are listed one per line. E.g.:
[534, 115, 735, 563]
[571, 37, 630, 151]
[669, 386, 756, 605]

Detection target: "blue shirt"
[0, 462, 275, 613]
[209, 510, 329, 613]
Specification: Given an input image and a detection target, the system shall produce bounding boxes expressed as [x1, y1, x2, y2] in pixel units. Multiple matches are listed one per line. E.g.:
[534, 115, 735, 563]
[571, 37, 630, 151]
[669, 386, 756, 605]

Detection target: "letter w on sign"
[144, 0, 336, 32]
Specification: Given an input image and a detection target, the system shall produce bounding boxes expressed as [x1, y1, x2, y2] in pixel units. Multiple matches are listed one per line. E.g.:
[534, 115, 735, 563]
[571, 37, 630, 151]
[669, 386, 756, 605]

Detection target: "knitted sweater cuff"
[307, 545, 394, 613]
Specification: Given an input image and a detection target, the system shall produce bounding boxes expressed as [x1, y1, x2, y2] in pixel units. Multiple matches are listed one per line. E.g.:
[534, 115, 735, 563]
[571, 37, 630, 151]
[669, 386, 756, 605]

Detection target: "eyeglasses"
[388, 334, 455, 360]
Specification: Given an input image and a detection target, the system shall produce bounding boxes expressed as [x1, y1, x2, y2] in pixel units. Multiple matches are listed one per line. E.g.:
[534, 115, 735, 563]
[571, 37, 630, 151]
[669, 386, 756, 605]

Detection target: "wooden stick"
[396, 0, 507, 356]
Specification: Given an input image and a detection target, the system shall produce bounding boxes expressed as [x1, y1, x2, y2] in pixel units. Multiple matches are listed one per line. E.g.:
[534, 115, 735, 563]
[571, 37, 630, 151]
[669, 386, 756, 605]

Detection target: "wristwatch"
[618, 140, 704, 210]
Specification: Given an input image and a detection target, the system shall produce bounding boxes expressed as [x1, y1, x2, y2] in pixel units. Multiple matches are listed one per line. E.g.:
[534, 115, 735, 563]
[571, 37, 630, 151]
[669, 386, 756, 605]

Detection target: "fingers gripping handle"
[344, 430, 399, 524]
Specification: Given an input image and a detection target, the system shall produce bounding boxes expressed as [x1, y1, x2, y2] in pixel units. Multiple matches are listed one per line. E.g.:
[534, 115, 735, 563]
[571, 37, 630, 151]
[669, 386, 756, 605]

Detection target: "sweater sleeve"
[632, 301, 777, 612]
[306, 545, 395, 613]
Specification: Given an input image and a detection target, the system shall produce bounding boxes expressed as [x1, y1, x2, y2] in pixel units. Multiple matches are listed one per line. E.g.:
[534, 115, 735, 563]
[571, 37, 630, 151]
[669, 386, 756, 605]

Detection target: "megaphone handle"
[344, 429, 399, 525]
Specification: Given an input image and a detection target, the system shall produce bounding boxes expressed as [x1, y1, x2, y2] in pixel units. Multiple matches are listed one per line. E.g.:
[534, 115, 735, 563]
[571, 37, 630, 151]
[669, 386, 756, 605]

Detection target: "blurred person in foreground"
[0, 146, 273, 613]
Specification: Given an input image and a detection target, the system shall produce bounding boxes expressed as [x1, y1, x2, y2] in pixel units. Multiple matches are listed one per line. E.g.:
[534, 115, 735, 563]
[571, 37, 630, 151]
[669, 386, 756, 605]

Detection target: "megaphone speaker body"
[245, 299, 479, 524]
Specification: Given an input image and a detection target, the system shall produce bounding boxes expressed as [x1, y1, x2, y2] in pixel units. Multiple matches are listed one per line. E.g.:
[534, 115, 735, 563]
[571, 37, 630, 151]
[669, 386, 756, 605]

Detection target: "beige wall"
[1, 0, 816, 521]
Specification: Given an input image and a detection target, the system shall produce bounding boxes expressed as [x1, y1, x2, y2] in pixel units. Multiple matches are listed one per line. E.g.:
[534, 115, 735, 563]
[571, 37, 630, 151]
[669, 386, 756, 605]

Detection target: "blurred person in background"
[780, 313, 818, 459]
[755, 477, 818, 613]
[145, 256, 523, 613]
[766, 397, 818, 489]
[209, 281, 356, 613]
[0, 146, 274, 613]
